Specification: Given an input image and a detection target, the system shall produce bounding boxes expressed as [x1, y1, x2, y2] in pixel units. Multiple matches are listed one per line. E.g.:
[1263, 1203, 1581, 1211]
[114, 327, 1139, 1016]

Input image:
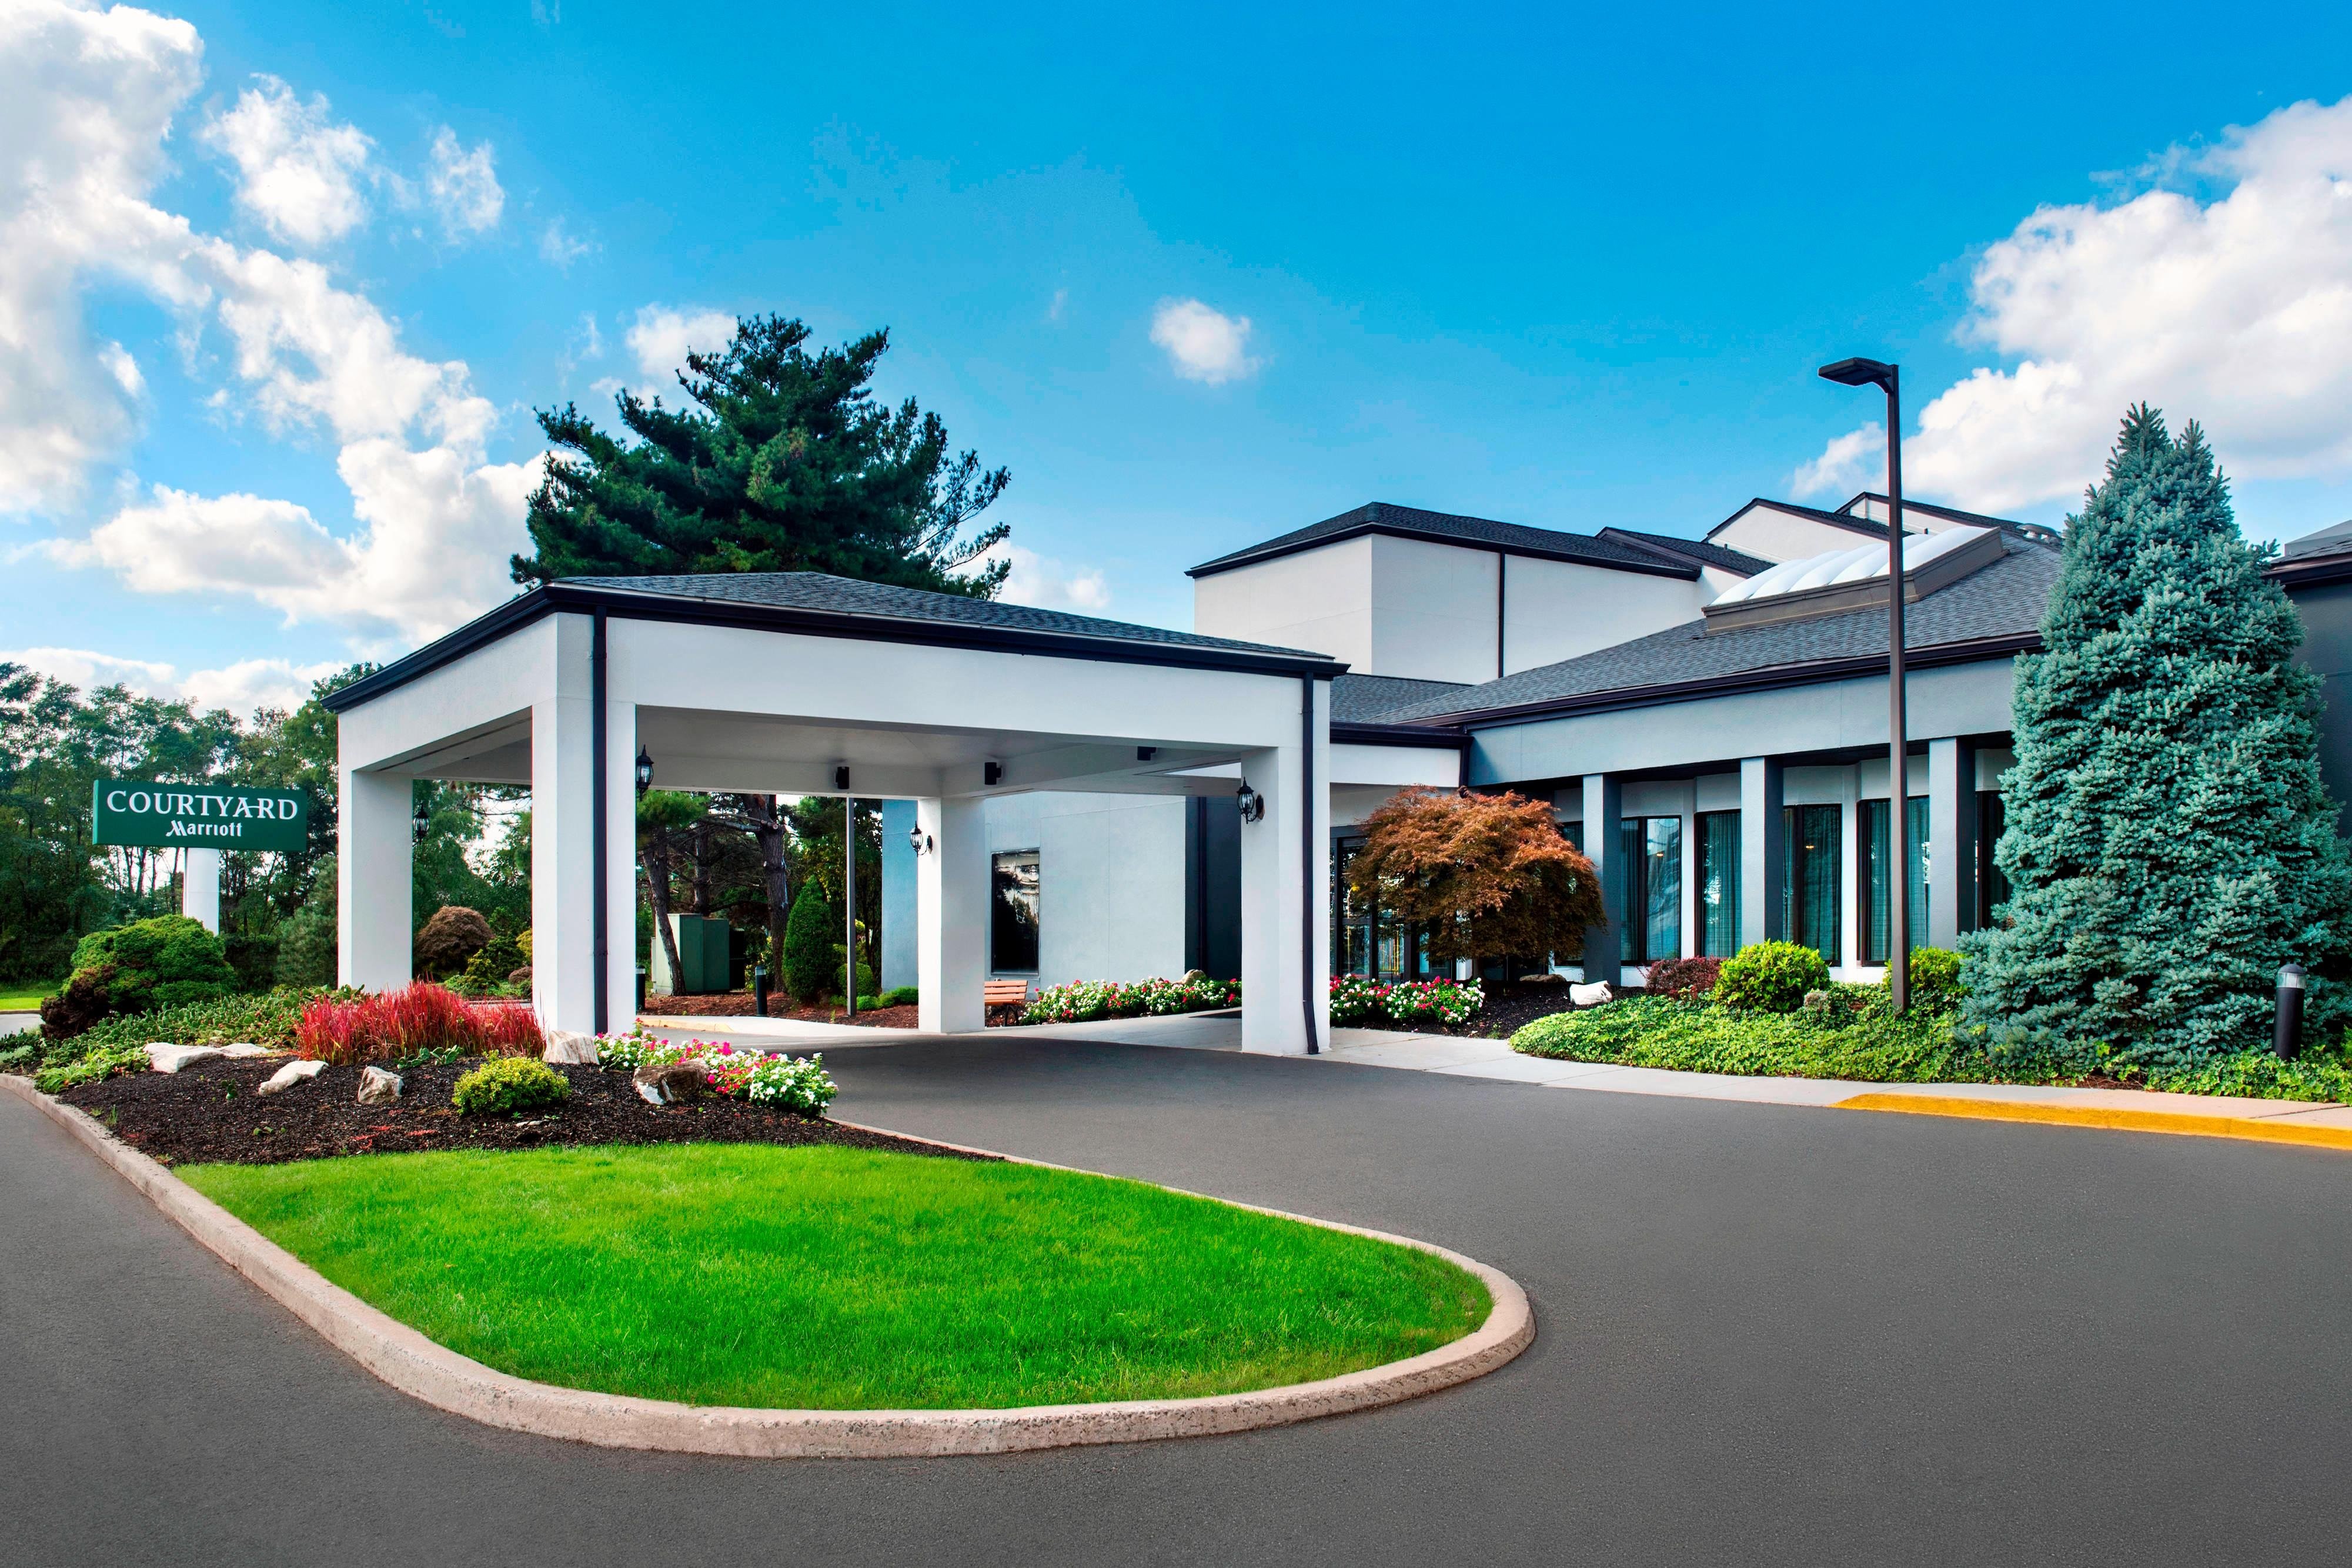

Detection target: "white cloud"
[2, 644, 338, 714]
[1789, 421, 1884, 499]
[1150, 297, 1258, 385]
[3, 1, 544, 642]
[538, 216, 591, 268]
[425, 126, 502, 235]
[1799, 95, 2352, 512]
[617, 303, 736, 399]
[980, 541, 1110, 611]
[201, 76, 372, 248]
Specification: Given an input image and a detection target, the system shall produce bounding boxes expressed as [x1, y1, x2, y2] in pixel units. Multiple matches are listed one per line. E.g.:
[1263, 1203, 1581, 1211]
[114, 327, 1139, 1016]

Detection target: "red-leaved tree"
[1348, 788, 1605, 971]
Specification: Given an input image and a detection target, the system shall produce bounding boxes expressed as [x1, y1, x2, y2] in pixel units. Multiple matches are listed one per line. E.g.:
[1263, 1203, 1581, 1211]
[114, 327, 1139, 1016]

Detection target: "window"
[1780, 804, 1841, 965]
[1331, 837, 1439, 981]
[1977, 791, 2009, 926]
[1618, 815, 1682, 963]
[990, 850, 1040, 972]
[1696, 810, 1740, 957]
[1860, 797, 1929, 964]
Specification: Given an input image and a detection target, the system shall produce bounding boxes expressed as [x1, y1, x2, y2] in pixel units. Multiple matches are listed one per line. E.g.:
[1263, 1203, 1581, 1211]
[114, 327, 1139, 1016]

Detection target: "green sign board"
[92, 780, 309, 854]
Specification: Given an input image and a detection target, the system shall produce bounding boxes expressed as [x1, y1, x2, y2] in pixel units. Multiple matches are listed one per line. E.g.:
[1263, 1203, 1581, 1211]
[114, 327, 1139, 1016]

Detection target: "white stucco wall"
[1709, 504, 1880, 565]
[1501, 556, 1710, 673]
[981, 791, 1188, 983]
[1192, 536, 1375, 667]
[1365, 534, 1503, 683]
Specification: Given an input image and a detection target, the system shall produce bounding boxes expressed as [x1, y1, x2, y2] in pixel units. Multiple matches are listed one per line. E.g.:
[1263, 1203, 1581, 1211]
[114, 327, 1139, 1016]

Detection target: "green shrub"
[781, 884, 837, 1003]
[414, 905, 494, 978]
[35, 1040, 153, 1095]
[42, 987, 328, 1068]
[1713, 941, 1830, 1013]
[275, 901, 338, 988]
[878, 985, 918, 1008]
[64, 916, 239, 1019]
[224, 930, 282, 992]
[461, 934, 527, 992]
[1897, 947, 1966, 1011]
[450, 1057, 571, 1116]
[0, 1033, 38, 1072]
[838, 956, 876, 1001]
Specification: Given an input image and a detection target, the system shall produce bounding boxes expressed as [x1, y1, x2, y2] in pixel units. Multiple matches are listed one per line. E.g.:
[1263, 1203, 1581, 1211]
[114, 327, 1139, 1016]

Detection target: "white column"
[339, 768, 412, 991]
[1738, 757, 1783, 949]
[1927, 737, 1977, 948]
[1238, 694, 1328, 1054]
[917, 795, 988, 1034]
[181, 848, 220, 933]
[1580, 772, 1622, 987]
[530, 612, 616, 1037]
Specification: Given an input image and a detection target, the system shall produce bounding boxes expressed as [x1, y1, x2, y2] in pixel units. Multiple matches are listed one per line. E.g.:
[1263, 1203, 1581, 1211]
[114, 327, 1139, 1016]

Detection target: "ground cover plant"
[182, 1143, 1492, 1409]
[1019, 974, 1241, 1024]
[24, 987, 332, 1090]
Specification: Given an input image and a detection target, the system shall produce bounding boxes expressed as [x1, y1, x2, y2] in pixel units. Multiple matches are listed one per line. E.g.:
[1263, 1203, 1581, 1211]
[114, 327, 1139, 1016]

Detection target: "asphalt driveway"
[6, 1035, 2348, 1567]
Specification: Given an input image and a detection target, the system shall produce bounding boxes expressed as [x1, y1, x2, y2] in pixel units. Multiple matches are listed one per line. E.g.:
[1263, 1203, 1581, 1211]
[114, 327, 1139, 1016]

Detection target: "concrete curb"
[0, 1073, 1533, 1458]
[1836, 1091, 2352, 1151]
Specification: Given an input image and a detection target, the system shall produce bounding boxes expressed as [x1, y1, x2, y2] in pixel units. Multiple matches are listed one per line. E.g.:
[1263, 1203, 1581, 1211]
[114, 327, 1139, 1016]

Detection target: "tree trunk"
[643, 827, 684, 989]
[690, 820, 713, 914]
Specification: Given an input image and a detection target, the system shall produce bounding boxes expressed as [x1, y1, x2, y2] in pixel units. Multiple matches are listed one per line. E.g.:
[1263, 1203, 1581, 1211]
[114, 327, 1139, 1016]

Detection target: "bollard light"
[753, 963, 770, 1018]
[2275, 962, 2306, 1059]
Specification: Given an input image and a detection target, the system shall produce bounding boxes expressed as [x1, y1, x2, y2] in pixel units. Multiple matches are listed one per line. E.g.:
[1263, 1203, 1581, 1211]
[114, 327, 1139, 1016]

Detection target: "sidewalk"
[636, 1008, 1245, 1053]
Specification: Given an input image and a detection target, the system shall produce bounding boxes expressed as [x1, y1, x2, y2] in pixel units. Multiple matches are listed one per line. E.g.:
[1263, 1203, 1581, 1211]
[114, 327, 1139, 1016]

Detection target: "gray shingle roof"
[1330, 673, 1471, 723]
[1187, 502, 1696, 579]
[1595, 526, 1773, 576]
[1375, 537, 2060, 722]
[566, 572, 1341, 662]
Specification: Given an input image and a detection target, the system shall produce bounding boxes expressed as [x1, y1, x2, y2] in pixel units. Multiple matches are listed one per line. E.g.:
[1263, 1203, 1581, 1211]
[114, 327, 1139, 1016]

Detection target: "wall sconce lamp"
[908, 826, 935, 856]
[634, 745, 655, 798]
[412, 798, 431, 843]
[1236, 783, 1264, 824]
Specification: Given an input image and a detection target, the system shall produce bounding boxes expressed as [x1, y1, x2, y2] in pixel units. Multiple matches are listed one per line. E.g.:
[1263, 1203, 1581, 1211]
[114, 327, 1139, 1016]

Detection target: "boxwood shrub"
[450, 1057, 571, 1116]
[1712, 941, 1830, 1012]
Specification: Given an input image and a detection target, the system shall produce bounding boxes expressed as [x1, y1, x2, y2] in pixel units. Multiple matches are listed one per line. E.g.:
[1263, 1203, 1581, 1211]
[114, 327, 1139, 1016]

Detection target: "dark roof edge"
[1595, 527, 1769, 576]
[1396, 630, 2044, 732]
[325, 581, 1345, 713]
[1704, 496, 1890, 544]
[2268, 552, 2352, 590]
[1331, 720, 1472, 750]
[1187, 521, 1698, 581]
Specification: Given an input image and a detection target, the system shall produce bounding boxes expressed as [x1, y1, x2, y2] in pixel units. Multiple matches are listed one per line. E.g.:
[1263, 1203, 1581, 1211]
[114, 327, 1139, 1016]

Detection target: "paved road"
[7, 1038, 2350, 1567]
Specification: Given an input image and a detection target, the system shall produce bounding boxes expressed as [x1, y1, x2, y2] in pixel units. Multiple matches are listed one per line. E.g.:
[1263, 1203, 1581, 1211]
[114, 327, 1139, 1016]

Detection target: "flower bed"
[1018, 975, 1240, 1025]
[596, 1028, 837, 1114]
[296, 982, 542, 1065]
[1329, 975, 1484, 1030]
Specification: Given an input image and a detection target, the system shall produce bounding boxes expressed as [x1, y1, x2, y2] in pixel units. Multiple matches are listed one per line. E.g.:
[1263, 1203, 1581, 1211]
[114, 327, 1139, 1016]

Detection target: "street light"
[1818, 355, 1911, 1014]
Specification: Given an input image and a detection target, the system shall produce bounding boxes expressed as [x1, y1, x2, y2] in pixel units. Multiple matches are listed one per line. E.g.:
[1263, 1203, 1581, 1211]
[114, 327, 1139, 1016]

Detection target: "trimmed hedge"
[1712, 941, 1829, 1013]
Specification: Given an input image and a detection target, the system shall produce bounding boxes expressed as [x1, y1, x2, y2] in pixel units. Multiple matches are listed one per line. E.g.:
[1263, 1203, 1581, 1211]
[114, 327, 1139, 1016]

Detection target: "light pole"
[1818, 356, 1910, 1014]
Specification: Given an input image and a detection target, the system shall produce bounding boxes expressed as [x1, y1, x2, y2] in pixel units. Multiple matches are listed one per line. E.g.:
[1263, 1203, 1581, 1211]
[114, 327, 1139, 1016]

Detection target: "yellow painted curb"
[1835, 1092, 2352, 1152]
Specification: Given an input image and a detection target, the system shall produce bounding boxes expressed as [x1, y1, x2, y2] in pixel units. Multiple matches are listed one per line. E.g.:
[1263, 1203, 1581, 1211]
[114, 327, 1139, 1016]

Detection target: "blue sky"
[9, 0, 2352, 713]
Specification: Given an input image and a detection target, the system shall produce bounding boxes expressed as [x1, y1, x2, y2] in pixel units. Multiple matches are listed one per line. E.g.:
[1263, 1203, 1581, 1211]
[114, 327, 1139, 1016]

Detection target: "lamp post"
[1818, 356, 1910, 1014]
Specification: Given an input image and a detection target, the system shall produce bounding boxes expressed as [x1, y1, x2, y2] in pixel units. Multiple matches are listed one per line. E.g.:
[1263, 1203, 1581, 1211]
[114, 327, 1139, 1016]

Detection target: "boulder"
[257, 1059, 328, 1096]
[218, 1042, 268, 1058]
[543, 1029, 599, 1065]
[146, 1042, 223, 1074]
[634, 1059, 707, 1106]
[1568, 981, 1614, 1008]
[356, 1065, 403, 1104]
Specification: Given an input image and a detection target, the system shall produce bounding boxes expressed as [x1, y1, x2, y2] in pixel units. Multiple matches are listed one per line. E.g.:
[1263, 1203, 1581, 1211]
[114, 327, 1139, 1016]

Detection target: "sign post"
[91, 781, 310, 935]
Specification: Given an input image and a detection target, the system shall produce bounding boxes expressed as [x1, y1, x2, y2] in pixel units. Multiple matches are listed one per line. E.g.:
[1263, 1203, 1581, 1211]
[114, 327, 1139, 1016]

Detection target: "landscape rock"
[634, 1059, 707, 1106]
[1568, 981, 1614, 1008]
[146, 1042, 224, 1074]
[356, 1066, 403, 1105]
[217, 1042, 268, 1058]
[543, 1029, 599, 1065]
[257, 1059, 328, 1096]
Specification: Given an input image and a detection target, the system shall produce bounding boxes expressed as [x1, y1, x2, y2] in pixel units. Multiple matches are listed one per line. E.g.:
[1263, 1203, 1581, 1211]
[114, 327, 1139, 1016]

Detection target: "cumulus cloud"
[538, 216, 591, 268]
[1150, 297, 1258, 385]
[1799, 95, 2352, 512]
[2, 644, 339, 714]
[425, 126, 502, 235]
[1789, 421, 1885, 499]
[979, 541, 1111, 611]
[201, 76, 372, 248]
[601, 304, 737, 402]
[5, 0, 543, 642]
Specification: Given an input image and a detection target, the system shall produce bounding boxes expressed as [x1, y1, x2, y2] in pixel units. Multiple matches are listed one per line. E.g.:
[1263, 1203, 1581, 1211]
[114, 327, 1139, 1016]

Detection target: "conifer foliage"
[1964, 406, 2352, 1062]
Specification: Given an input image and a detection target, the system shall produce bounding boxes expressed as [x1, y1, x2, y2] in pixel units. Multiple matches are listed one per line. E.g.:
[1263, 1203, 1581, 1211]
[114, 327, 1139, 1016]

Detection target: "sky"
[8, 0, 2352, 716]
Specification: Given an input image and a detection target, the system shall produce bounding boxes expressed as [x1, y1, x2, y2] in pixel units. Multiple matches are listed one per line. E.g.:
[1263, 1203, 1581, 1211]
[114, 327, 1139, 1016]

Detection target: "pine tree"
[781, 880, 838, 1005]
[1963, 405, 2352, 1062]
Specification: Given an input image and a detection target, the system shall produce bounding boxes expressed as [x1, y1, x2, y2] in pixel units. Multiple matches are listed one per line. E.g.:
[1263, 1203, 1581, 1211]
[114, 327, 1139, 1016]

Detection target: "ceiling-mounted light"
[1236, 783, 1264, 824]
[634, 745, 655, 798]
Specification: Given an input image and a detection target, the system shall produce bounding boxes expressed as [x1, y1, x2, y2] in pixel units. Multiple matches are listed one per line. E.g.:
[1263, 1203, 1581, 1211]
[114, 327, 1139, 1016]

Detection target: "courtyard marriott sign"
[92, 780, 309, 854]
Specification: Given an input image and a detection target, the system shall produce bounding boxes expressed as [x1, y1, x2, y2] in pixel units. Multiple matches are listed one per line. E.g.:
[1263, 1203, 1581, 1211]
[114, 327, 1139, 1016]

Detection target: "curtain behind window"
[1697, 810, 1739, 957]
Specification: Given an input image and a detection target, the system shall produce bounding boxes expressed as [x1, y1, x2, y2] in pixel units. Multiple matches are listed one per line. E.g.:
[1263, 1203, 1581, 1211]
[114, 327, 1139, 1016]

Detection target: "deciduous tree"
[1348, 788, 1605, 971]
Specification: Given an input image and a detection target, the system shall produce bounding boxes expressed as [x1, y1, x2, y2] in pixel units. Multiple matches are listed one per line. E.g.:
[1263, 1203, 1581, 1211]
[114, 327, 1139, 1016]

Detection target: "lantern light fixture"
[1236, 783, 1264, 824]
[908, 825, 935, 856]
[634, 745, 655, 798]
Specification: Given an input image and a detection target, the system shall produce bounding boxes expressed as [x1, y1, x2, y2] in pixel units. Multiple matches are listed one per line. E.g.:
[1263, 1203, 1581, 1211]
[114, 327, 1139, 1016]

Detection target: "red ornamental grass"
[473, 1002, 546, 1058]
[296, 982, 544, 1064]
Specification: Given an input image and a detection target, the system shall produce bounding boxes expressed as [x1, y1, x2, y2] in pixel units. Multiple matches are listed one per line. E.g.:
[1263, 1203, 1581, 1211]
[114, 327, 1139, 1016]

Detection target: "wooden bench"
[984, 978, 1031, 1021]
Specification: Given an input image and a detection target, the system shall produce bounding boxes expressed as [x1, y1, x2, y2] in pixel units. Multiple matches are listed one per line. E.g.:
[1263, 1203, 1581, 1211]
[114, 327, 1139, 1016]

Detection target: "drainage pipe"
[1301, 674, 1319, 1056]
[591, 607, 609, 1035]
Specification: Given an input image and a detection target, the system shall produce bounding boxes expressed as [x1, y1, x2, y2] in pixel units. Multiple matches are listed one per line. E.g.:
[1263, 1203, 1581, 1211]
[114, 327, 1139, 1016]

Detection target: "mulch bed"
[56, 1055, 988, 1169]
[637, 993, 921, 1029]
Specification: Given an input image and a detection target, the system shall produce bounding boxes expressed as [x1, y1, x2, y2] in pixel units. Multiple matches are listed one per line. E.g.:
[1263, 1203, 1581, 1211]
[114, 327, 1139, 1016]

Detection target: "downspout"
[592, 607, 609, 1035]
[1301, 673, 1319, 1055]
[1496, 551, 1507, 679]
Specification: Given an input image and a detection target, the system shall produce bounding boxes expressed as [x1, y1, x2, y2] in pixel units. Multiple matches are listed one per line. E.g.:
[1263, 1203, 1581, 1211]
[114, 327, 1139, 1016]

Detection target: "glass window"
[1329, 836, 1436, 981]
[990, 850, 1040, 972]
[1780, 804, 1841, 965]
[1860, 798, 1930, 964]
[1696, 810, 1740, 957]
[1618, 815, 1682, 964]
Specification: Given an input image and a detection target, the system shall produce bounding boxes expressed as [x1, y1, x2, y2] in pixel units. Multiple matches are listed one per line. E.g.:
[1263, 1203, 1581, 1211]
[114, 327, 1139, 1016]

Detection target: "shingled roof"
[1188, 502, 1699, 580]
[1374, 536, 2061, 724]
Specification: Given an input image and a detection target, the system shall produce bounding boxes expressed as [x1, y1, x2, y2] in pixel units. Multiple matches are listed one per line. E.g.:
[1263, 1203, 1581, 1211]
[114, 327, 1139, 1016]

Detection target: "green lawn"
[183, 1143, 1490, 1409]
[0, 984, 55, 1011]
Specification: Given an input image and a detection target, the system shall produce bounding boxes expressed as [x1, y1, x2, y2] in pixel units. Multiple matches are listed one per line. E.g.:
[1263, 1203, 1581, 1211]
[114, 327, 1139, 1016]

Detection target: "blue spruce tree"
[1964, 406, 2352, 1063]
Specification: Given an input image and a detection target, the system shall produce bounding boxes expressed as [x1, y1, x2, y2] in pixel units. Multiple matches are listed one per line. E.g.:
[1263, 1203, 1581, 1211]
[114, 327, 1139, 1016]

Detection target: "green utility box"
[652, 913, 733, 995]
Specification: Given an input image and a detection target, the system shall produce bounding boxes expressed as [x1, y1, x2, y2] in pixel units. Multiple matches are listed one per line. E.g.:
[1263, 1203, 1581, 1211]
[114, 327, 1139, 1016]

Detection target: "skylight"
[1701, 525, 2004, 632]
